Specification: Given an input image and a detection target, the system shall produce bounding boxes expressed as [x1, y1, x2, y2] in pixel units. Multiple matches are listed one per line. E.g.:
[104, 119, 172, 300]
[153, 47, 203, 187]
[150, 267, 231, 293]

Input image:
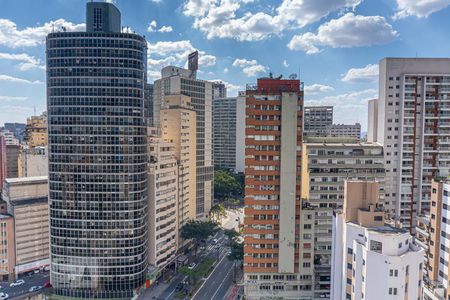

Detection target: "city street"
[0, 272, 49, 299]
[221, 208, 244, 231]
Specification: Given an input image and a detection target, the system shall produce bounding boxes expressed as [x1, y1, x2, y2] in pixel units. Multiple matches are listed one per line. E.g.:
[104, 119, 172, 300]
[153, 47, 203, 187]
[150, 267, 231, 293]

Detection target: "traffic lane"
[0, 272, 49, 299]
[211, 260, 234, 300]
[192, 253, 234, 300]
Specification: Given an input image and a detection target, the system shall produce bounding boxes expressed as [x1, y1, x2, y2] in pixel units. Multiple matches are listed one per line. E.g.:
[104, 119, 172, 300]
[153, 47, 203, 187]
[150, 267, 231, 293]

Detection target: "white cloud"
[224, 67, 229, 73]
[342, 64, 379, 82]
[146, 40, 216, 81]
[0, 74, 42, 84]
[394, 0, 450, 18]
[158, 26, 173, 33]
[0, 18, 84, 48]
[148, 20, 173, 33]
[0, 52, 45, 70]
[283, 60, 289, 68]
[232, 58, 266, 77]
[0, 95, 27, 102]
[183, 0, 362, 41]
[307, 89, 378, 131]
[288, 13, 398, 54]
[304, 84, 335, 94]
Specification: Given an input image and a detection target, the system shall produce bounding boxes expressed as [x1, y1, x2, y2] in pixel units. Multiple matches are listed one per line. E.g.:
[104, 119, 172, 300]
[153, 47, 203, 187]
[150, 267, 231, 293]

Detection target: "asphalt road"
[0, 272, 49, 299]
[191, 252, 235, 300]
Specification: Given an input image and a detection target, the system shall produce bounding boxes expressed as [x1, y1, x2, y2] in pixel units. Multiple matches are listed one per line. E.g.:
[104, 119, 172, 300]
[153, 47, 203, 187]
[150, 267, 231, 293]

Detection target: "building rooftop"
[366, 224, 408, 235]
[304, 141, 382, 147]
[5, 176, 48, 184]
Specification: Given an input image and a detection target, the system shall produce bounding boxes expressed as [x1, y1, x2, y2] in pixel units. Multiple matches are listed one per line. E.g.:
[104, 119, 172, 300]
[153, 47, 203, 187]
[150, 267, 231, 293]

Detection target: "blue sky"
[0, 0, 450, 130]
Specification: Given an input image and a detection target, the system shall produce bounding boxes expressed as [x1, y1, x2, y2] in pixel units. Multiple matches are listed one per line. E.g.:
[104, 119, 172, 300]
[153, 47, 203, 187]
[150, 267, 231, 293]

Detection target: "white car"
[187, 262, 196, 270]
[29, 286, 42, 292]
[9, 279, 24, 287]
[0, 292, 8, 299]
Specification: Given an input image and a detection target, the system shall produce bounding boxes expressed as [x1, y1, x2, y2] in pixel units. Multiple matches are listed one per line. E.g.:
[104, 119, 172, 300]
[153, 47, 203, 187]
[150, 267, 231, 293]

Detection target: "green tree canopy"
[209, 203, 226, 223]
[180, 220, 219, 245]
[228, 241, 244, 261]
[214, 169, 243, 200]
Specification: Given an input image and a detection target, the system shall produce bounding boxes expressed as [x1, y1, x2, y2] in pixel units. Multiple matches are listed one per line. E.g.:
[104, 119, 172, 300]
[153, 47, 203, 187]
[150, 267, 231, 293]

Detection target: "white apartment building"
[147, 135, 178, 268]
[153, 66, 213, 219]
[18, 146, 48, 177]
[377, 58, 450, 230]
[367, 99, 378, 143]
[331, 181, 424, 300]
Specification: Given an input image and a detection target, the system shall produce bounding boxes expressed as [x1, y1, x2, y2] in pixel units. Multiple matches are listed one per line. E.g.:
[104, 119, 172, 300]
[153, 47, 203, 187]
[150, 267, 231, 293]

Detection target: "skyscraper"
[213, 95, 246, 172]
[243, 77, 303, 299]
[212, 81, 227, 99]
[46, 2, 148, 298]
[303, 106, 333, 138]
[153, 65, 213, 219]
[378, 58, 450, 230]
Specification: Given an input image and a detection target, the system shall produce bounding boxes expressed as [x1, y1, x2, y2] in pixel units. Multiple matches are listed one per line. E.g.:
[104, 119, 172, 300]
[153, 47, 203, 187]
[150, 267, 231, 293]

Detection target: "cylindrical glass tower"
[46, 6, 148, 297]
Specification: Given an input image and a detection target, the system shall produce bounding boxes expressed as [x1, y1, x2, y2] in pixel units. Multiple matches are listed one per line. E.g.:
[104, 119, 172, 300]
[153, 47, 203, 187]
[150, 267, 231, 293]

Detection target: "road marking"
[164, 276, 186, 300]
[191, 253, 228, 299]
[211, 262, 233, 300]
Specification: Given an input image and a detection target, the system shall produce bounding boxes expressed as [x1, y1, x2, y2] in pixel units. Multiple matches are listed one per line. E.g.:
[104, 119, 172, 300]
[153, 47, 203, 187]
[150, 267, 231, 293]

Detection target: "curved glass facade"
[46, 32, 148, 299]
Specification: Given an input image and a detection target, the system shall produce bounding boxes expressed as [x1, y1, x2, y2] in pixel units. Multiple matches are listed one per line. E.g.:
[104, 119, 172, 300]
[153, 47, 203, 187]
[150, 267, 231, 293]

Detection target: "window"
[370, 240, 382, 253]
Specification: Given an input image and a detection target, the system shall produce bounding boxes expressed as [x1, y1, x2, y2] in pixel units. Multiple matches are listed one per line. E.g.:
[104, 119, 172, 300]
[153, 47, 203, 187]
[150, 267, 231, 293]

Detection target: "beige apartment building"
[24, 114, 47, 148]
[300, 139, 385, 299]
[1, 176, 49, 277]
[160, 94, 197, 230]
[18, 146, 48, 177]
[0, 213, 15, 281]
[148, 134, 179, 268]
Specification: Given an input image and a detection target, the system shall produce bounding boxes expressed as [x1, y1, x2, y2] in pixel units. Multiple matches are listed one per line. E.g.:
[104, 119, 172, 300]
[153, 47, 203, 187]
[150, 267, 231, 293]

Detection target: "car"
[29, 286, 42, 292]
[212, 238, 218, 244]
[187, 262, 196, 270]
[9, 279, 24, 287]
[43, 282, 52, 288]
[175, 283, 184, 292]
[0, 292, 8, 300]
[44, 266, 50, 272]
[199, 246, 206, 251]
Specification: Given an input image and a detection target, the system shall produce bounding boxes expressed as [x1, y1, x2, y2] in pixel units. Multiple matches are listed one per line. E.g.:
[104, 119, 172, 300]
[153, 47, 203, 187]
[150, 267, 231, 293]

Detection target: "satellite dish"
[289, 73, 298, 79]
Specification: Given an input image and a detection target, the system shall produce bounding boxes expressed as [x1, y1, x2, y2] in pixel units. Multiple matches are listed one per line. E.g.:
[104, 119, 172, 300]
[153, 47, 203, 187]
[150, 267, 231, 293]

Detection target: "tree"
[178, 266, 197, 285]
[228, 240, 244, 282]
[180, 220, 219, 252]
[214, 169, 243, 200]
[224, 228, 239, 246]
[209, 203, 226, 224]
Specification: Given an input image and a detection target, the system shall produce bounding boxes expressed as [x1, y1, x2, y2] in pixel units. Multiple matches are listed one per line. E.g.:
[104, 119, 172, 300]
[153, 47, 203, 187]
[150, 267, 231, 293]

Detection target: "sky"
[0, 0, 450, 130]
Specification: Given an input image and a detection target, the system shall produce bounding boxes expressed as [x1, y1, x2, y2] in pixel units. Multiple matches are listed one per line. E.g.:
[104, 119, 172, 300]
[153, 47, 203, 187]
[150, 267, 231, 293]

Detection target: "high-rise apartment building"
[303, 106, 333, 138]
[23, 113, 47, 148]
[0, 130, 19, 146]
[331, 180, 424, 300]
[18, 146, 48, 177]
[147, 134, 178, 268]
[300, 139, 385, 299]
[160, 94, 197, 227]
[326, 123, 361, 140]
[145, 83, 154, 126]
[213, 95, 246, 172]
[46, 2, 148, 298]
[367, 99, 379, 143]
[243, 77, 303, 299]
[213, 81, 227, 99]
[378, 58, 450, 230]
[5, 144, 19, 179]
[0, 136, 6, 191]
[417, 179, 450, 300]
[154, 66, 213, 219]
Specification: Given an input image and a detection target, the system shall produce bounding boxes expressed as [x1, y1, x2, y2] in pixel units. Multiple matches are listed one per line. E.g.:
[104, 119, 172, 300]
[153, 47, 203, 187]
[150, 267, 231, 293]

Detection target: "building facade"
[303, 106, 333, 138]
[417, 179, 450, 299]
[243, 77, 304, 299]
[0, 136, 6, 191]
[18, 146, 48, 177]
[300, 140, 385, 299]
[5, 144, 19, 179]
[213, 96, 246, 173]
[160, 94, 197, 229]
[331, 181, 424, 300]
[153, 66, 213, 219]
[147, 135, 178, 268]
[46, 2, 148, 298]
[2, 176, 49, 279]
[326, 123, 361, 140]
[213, 81, 227, 99]
[23, 113, 47, 148]
[378, 58, 450, 230]
[367, 99, 378, 143]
